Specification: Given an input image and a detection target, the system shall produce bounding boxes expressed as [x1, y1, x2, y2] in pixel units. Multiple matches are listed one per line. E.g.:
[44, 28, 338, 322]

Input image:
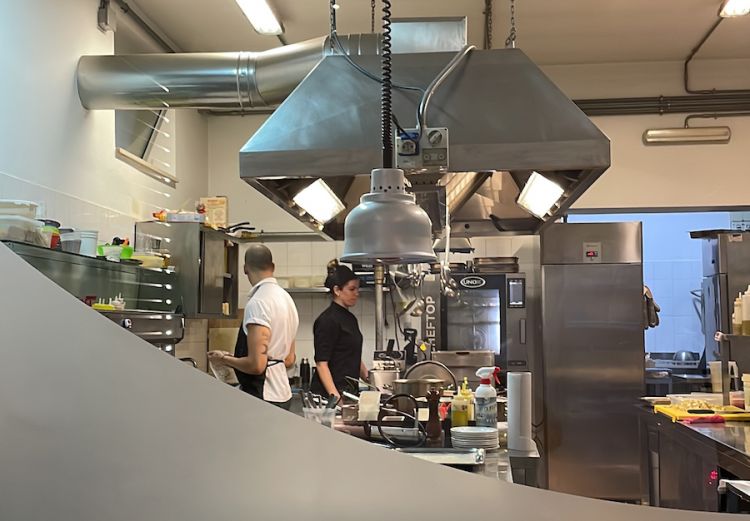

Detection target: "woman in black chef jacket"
[310, 260, 369, 401]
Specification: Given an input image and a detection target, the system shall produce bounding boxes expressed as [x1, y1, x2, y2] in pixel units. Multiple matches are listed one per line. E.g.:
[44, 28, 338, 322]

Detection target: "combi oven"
[421, 272, 530, 377]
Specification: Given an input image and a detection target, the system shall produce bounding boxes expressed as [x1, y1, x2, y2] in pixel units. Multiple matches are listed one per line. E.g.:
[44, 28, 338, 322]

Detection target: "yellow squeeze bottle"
[451, 378, 472, 427]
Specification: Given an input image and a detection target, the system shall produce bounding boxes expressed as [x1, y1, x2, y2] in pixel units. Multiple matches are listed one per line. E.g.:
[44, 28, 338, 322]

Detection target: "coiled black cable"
[375, 394, 427, 448]
[380, 0, 393, 168]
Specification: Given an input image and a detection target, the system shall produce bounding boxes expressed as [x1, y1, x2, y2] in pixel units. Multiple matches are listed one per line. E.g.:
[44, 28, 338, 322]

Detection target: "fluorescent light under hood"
[293, 179, 345, 224]
[517, 171, 564, 219]
[720, 0, 750, 17]
[236, 0, 284, 36]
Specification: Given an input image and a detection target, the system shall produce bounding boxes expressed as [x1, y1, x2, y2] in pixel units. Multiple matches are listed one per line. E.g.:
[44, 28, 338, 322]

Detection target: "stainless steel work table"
[687, 422, 750, 460]
[639, 405, 750, 510]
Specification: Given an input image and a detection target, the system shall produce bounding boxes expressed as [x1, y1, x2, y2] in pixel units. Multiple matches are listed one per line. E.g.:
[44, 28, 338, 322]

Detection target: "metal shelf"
[287, 287, 329, 294]
[3, 240, 177, 312]
[286, 287, 388, 294]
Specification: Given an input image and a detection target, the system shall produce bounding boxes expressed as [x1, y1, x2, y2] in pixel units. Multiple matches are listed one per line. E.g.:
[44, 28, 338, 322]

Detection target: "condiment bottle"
[743, 287, 750, 335]
[451, 378, 472, 427]
[734, 294, 744, 335]
[300, 358, 311, 391]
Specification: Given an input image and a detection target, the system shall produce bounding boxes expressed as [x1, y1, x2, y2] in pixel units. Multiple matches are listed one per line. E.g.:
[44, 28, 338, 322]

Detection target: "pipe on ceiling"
[77, 34, 380, 110]
[574, 93, 750, 117]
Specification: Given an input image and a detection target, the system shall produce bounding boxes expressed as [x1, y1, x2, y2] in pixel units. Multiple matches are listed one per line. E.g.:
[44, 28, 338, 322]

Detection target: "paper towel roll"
[507, 372, 536, 452]
[709, 361, 722, 393]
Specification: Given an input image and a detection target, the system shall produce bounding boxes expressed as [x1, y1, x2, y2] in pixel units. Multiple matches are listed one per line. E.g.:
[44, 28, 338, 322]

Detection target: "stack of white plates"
[451, 426, 499, 449]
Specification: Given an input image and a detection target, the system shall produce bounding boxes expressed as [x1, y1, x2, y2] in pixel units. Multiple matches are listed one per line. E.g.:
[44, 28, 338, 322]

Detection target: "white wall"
[541, 60, 750, 211]
[574, 114, 750, 210]
[207, 115, 309, 232]
[0, 0, 208, 242]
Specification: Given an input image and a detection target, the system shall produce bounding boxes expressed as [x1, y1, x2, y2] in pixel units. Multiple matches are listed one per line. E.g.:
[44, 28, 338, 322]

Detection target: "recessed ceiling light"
[235, 0, 284, 36]
[719, 0, 750, 17]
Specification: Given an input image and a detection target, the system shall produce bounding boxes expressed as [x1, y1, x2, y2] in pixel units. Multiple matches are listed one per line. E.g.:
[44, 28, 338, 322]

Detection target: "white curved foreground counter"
[0, 243, 732, 520]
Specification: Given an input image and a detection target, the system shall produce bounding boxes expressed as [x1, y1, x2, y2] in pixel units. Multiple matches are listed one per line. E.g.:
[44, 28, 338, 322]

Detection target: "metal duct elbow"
[77, 34, 380, 110]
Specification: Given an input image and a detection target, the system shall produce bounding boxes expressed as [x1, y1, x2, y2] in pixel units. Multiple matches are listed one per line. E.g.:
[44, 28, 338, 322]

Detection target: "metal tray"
[395, 448, 486, 469]
[473, 256, 518, 265]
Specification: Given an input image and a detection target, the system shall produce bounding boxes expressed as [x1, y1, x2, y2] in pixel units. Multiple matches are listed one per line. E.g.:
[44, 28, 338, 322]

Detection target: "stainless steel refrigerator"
[538, 222, 645, 501]
[695, 230, 750, 374]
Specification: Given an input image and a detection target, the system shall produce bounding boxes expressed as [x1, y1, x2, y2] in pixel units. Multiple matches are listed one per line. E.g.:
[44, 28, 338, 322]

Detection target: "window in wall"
[113, 13, 176, 186]
[568, 211, 731, 356]
[731, 211, 750, 231]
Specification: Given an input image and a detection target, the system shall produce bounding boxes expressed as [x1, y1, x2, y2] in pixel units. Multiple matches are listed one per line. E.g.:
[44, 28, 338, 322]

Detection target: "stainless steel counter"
[639, 406, 750, 510]
[290, 393, 516, 482]
[687, 423, 750, 459]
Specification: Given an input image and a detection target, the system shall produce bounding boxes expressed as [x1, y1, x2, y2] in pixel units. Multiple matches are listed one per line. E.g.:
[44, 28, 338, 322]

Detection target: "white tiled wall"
[0, 172, 140, 246]
[237, 235, 541, 375]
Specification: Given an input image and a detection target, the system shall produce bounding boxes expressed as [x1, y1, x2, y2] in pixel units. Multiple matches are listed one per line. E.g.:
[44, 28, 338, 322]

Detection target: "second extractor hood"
[240, 48, 611, 239]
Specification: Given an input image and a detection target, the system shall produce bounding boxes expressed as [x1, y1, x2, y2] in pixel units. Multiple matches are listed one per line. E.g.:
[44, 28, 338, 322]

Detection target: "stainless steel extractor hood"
[240, 49, 610, 239]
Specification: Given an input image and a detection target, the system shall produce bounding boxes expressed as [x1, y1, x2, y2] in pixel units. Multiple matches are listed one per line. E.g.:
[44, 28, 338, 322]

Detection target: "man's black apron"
[233, 281, 284, 400]
[233, 325, 283, 399]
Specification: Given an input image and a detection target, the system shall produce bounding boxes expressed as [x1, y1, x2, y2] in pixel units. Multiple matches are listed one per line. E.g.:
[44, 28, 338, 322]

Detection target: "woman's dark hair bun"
[326, 259, 340, 277]
[324, 259, 357, 293]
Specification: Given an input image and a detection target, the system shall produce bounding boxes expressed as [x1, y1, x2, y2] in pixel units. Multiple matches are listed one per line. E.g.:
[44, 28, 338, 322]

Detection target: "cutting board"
[654, 404, 750, 422]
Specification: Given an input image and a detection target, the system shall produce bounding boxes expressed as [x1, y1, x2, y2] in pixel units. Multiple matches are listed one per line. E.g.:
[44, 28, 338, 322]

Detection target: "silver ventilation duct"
[77, 34, 381, 110]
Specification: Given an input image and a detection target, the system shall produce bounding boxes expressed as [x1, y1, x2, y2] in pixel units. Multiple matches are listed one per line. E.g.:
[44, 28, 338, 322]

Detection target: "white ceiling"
[131, 0, 750, 65]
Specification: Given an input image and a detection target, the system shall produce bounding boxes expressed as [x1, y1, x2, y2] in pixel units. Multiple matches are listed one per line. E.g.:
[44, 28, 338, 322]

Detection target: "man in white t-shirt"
[208, 244, 299, 409]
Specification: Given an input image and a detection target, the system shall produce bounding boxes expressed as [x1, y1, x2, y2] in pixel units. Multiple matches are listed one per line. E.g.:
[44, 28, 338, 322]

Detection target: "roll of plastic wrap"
[507, 371, 536, 452]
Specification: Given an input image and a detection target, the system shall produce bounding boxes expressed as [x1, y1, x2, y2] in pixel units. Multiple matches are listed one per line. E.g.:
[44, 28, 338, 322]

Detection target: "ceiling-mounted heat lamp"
[341, 1, 436, 265]
[236, 0, 284, 35]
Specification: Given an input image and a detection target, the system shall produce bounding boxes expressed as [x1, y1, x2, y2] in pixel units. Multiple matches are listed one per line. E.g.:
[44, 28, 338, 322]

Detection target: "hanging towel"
[643, 285, 661, 330]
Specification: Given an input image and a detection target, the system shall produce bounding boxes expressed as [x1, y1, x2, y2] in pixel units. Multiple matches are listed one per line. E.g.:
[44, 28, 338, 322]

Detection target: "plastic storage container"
[99, 245, 123, 261]
[61, 230, 98, 256]
[302, 408, 335, 428]
[0, 200, 38, 219]
[667, 393, 723, 408]
[0, 215, 46, 246]
[60, 233, 81, 254]
[730, 391, 745, 408]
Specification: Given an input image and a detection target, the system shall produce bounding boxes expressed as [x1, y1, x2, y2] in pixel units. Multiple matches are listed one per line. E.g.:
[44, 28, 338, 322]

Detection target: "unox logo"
[460, 276, 486, 289]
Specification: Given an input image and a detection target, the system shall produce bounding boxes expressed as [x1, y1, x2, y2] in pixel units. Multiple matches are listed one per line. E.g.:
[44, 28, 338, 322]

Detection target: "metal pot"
[368, 369, 401, 391]
[673, 350, 698, 362]
[390, 378, 445, 398]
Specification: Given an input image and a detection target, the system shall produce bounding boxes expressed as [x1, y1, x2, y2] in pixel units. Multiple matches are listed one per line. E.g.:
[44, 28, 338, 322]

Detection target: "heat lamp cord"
[381, 0, 393, 168]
